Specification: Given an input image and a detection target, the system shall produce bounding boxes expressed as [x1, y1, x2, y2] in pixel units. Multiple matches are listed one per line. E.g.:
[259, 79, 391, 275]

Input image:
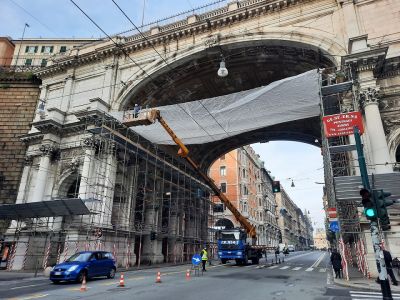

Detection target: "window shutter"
[41, 46, 45, 53]
[25, 46, 29, 53]
[50, 46, 54, 53]
[34, 46, 38, 53]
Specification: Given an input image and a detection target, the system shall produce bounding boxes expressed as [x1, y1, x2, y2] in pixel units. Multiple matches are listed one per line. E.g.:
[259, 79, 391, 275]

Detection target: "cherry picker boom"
[123, 108, 256, 237]
[123, 108, 269, 264]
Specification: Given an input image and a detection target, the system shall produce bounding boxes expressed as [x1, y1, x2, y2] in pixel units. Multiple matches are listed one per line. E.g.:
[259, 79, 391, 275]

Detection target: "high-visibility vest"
[201, 250, 208, 261]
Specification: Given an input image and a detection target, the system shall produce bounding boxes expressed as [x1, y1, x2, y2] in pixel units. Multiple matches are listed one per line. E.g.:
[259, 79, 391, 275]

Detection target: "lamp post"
[14, 23, 30, 68]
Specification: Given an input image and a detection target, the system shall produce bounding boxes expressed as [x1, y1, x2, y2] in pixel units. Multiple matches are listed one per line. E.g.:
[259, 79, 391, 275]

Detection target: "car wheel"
[107, 268, 116, 279]
[221, 259, 227, 264]
[77, 270, 87, 283]
[51, 280, 60, 284]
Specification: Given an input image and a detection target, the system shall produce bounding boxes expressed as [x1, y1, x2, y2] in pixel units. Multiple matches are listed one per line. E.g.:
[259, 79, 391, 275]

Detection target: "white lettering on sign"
[221, 241, 238, 244]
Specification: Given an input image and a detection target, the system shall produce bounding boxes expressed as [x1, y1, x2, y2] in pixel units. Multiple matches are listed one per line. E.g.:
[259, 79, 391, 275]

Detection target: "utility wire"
[7, 0, 59, 37]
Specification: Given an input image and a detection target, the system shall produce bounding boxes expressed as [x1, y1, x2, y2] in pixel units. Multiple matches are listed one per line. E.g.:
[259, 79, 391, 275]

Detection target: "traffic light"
[373, 189, 394, 230]
[272, 181, 281, 193]
[360, 188, 377, 221]
[150, 231, 156, 240]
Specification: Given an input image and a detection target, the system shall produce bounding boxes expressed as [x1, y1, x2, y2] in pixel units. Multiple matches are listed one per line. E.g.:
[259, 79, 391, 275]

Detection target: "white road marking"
[292, 267, 302, 271]
[245, 265, 253, 268]
[280, 266, 290, 270]
[11, 284, 48, 290]
[350, 291, 400, 300]
[305, 268, 313, 272]
[8, 294, 49, 300]
[319, 268, 326, 272]
[268, 265, 279, 269]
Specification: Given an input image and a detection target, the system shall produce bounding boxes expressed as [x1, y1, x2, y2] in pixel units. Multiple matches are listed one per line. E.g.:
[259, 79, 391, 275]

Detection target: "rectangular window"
[60, 46, 67, 53]
[41, 46, 54, 53]
[220, 166, 226, 176]
[25, 46, 37, 53]
[220, 183, 227, 193]
[40, 59, 47, 67]
[25, 58, 32, 66]
[213, 204, 224, 213]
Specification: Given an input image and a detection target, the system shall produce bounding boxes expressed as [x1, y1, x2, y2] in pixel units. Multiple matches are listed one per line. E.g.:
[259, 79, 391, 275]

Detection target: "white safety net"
[111, 69, 321, 145]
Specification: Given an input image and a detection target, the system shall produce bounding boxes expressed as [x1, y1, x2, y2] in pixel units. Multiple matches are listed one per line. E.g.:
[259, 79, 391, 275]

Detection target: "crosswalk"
[350, 290, 400, 299]
[254, 264, 327, 273]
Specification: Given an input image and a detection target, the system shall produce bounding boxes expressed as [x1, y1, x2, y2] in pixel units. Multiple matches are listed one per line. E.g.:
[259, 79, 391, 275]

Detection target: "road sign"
[323, 112, 364, 138]
[192, 254, 201, 266]
[329, 221, 340, 233]
[327, 208, 337, 219]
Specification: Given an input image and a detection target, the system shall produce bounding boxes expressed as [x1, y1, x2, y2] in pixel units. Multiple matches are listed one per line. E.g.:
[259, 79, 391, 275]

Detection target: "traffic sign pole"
[354, 126, 392, 300]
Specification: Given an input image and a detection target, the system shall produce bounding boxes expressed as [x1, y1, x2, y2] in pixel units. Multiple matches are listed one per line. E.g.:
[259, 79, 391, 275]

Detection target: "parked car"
[49, 251, 116, 283]
[287, 245, 295, 252]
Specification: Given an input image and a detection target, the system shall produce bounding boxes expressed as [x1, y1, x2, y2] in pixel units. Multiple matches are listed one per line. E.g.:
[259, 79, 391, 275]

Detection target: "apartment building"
[10, 38, 99, 68]
[209, 145, 280, 247]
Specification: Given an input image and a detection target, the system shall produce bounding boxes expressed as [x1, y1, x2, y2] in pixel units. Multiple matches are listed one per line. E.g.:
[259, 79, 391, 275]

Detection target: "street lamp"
[217, 55, 228, 77]
[14, 23, 30, 67]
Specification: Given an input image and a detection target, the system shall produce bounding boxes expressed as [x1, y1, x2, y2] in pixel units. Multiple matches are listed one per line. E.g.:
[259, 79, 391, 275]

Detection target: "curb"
[334, 277, 400, 292]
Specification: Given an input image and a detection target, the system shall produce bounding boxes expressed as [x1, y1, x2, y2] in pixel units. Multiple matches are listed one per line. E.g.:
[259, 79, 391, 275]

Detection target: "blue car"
[50, 251, 116, 283]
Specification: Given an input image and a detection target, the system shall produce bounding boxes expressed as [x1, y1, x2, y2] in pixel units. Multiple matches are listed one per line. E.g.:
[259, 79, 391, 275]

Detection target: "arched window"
[396, 145, 400, 163]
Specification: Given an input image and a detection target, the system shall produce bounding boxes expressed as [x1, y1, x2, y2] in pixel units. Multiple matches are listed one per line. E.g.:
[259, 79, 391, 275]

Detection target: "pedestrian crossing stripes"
[264, 265, 327, 273]
[350, 290, 400, 300]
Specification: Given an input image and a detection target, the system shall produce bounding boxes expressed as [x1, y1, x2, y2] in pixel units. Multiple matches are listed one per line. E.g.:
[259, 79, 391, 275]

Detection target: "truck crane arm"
[123, 109, 257, 239]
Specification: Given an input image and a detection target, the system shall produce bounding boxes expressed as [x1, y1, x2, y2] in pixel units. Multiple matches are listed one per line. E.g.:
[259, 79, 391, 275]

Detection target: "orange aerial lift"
[123, 108, 257, 239]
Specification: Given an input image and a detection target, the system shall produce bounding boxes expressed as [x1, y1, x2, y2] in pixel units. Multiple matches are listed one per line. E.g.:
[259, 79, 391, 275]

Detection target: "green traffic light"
[365, 208, 376, 218]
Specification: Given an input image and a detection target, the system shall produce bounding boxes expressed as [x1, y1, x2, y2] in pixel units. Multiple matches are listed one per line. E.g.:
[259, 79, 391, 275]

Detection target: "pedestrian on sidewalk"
[275, 247, 280, 264]
[330, 249, 342, 279]
[201, 247, 208, 272]
[376, 249, 398, 286]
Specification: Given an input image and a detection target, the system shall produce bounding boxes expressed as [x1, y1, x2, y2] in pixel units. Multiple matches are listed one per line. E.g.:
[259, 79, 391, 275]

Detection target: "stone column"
[16, 156, 33, 203]
[360, 87, 392, 174]
[168, 213, 178, 263]
[32, 145, 56, 202]
[96, 143, 117, 227]
[141, 205, 164, 264]
[78, 137, 97, 224]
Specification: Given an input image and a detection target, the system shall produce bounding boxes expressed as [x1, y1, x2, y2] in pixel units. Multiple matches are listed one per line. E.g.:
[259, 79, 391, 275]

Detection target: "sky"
[0, 0, 326, 229]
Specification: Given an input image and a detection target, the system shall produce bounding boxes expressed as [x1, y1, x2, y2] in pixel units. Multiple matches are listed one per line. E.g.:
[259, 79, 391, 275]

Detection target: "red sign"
[323, 112, 364, 138]
[327, 208, 337, 219]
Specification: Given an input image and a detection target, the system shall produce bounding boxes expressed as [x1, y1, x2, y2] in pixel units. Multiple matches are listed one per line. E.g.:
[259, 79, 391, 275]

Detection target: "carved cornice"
[342, 47, 388, 75]
[35, 0, 310, 78]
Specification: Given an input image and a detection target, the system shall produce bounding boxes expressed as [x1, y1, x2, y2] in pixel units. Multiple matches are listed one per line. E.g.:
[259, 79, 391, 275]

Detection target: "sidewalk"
[333, 265, 400, 292]
[0, 270, 45, 282]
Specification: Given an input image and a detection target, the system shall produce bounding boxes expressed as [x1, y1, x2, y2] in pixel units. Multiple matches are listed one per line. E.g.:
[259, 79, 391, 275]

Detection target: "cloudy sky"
[1, 0, 326, 229]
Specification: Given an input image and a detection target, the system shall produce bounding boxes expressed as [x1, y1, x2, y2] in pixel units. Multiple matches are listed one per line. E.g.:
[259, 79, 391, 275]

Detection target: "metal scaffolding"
[1, 112, 215, 271]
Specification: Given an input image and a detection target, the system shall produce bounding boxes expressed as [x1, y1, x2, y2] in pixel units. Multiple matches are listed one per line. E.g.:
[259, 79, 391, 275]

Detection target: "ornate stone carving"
[83, 137, 101, 150]
[204, 34, 220, 47]
[383, 118, 400, 135]
[39, 144, 58, 157]
[359, 87, 380, 108]
[24, 155, 34, 166]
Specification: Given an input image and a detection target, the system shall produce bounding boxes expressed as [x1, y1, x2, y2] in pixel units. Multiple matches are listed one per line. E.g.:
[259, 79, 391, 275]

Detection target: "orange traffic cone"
[80, 275, 87, 292]
[119, 273, 125, 287]
[186, 269, 190, 280]
[156, 271, 161, 283]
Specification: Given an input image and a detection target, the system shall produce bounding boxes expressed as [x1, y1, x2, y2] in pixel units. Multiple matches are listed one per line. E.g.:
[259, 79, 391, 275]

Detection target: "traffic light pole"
[354, 126, 392, 300]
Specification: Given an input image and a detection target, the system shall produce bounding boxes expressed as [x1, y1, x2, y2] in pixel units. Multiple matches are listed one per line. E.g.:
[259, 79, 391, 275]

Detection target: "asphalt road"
[1, 251, 398, 300]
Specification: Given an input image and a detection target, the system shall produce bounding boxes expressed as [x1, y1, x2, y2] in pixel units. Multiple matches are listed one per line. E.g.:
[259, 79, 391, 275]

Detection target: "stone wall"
[0, 73, 40, 234]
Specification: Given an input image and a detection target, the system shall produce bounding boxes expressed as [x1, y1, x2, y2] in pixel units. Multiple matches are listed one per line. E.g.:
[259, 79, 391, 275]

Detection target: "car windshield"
[66, 253, 92, 262]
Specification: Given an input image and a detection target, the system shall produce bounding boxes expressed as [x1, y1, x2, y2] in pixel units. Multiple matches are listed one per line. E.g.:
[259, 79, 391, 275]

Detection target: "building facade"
[10, 38, 99, 69]
[275, 189, 313, 249]
[0, 37, 15, 67]
[209, 146, 280, 247]
[314, 228, 329, 250]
